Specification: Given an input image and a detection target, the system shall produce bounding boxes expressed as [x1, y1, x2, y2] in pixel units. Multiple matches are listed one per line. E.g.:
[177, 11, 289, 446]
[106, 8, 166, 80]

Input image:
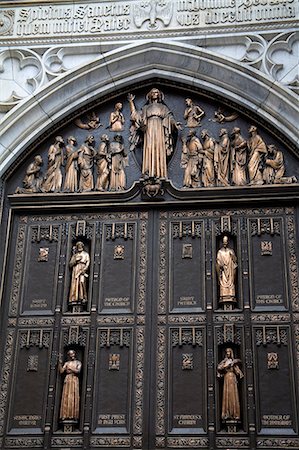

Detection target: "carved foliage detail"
[172, 221, 202, 239]
[255, 326, 288, 346]
[9, 225, 26, 316]
[31, 224, 60, 242]
[250, 218, 281, 236]
[105, 223, 134, 241]
[133, 327, 145, 435]
[171, 328, 203, 347]
[20, 329, 51, 348]
[99, 329, 131, 348]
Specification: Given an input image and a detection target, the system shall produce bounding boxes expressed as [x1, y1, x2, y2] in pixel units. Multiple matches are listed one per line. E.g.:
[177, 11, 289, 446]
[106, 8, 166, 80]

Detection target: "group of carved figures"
[58, 346, 243, 428]
[16, 88, 296, 194]
[16, 133, 128, 194]
[181, 126, 296, 188]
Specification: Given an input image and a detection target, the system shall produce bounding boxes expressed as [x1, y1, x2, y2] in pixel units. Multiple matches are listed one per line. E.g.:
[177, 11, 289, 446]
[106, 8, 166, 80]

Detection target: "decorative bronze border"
[90, 436, 131, 447]
[51, 437, 83, 447]
[133, 326, 145, 436]
[9, 225, 26, 316]
[257, 438, 299, 447]
[167, 437, 209, 447]
[27, 212, 139, 223]
[4, 437, 43, 448]
[0, 329, 15, 434]
[137, 214, 147, 315]
[216, 437, 250, 447]
[158, 217, 167, 315]
[156, 327, 166, 436]
[286, 214, 299, 311]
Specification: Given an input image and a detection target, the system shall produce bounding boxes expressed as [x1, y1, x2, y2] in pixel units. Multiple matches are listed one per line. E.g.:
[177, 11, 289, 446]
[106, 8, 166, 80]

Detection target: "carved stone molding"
[156, 327, 166, 435]
[294, 325, 299, 378]
[9, 225, 26, 316]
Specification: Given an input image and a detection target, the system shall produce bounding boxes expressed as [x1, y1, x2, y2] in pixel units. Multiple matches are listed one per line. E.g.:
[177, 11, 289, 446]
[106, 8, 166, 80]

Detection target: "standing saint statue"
[69, 241, 90, 305]
[216, 236, 237, 304]
[63, 136, 79, 192]
[230, 127, 247, 186]
[42, 136, 65, 192]
[247, 125, 267, 185]
[78, 135, 96, 192]
[128, 88, 180, 179]
[59, 349, 82, 423]
[217, 347, 243, 422]
[109, 102, 125, 132]
[214, 128, 230, 187]
[184, 98, 205, 128]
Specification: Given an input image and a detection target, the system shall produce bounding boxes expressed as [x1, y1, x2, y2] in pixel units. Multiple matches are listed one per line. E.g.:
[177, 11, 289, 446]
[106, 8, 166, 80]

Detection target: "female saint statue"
[59, 350, 82, 422]
[128, 88, 180, 179]
[217, 347, 243, 422]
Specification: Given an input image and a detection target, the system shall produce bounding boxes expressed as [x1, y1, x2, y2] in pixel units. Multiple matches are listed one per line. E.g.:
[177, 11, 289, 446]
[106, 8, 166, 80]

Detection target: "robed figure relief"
[181, 130, 204, 188]
[16, 155, 43, 193]
[128, 88, 180, 179]
[59, 350, 82, 423]
[69, 242, 90, 306]
[78, 135, 95, 192]
[214, 128, 230, 187]
[110, 135, 128, 191]
[231, 127, 247, 186]
[95, 134, 111, 191]
[64, 136, 79, 192]
[217, 348, 244, 423]
[42, 136, 65, 193]
[216, 236, 238, 305]
[247, 125, 267, 185]
[201, 129, 216, 187]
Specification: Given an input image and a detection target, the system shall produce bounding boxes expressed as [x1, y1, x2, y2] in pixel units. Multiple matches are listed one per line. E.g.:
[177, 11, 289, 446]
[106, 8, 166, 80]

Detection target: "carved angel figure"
[109, 102, 125, 132]
[184, 98, 205, 128]
[128, 88, 180, 179]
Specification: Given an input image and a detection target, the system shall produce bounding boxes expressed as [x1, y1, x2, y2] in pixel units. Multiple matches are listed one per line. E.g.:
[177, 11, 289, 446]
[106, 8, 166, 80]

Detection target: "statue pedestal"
[223, 419, 240, 433]
[70, 303, 83, 314]
[61, 419, 78, 433]
[219, 296, 237, 310]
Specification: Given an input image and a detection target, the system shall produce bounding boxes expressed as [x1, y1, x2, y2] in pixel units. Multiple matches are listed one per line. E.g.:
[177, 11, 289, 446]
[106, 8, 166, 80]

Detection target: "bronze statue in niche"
[217, 347, 243, 424]
[184, 97, 205, 128]
[214, 128, 230, 187]
[95, 134, 111, 191]
[216, 236, 237, 305]
[247, 125, 267, 185]
[69, 241, 90, 307]
[181, 130, 204, 188]
[109, 102, 125, 132]
[230, 127, 247, 186]
[78, 135, 95, 192]
[63, 136, 79, 192]
[42, 136, 65, 193]
[58, 349, 82, 425]
[15, 155, 43, 193]
[128, 88, 180, 179]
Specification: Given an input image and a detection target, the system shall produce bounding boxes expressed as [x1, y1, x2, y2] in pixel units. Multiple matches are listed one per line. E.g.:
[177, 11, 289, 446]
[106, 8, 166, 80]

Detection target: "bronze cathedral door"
[0, 85, 298, 450]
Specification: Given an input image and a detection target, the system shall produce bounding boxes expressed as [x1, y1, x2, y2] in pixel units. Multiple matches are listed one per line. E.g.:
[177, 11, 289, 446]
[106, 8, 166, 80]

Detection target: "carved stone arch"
[0, 40, 298, 177]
